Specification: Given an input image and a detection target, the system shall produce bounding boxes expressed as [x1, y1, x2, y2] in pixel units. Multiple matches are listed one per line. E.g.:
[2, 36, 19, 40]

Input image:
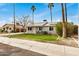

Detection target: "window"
[9, 28, 11, 30]
[6, 27, 9, 29]
[3, 28, 5, 30]
[28, 27, 32, 31]
[39, 27, 42, 30]
[49, 27, 53, 31]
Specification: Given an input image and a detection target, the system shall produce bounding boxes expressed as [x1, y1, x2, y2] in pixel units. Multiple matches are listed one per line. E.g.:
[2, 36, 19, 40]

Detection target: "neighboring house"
[2, 23, 24, 33]
[26, 21, 57, 34]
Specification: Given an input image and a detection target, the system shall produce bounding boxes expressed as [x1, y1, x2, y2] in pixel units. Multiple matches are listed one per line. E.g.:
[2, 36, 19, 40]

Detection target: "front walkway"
[0, 37, 79, 56]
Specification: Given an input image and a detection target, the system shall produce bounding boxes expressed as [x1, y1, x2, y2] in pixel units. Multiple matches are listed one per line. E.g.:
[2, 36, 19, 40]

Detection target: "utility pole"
[13, 3, 16, 32]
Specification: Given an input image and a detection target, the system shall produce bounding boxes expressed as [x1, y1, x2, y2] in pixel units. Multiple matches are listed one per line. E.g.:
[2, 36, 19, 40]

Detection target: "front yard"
[6, 34, 78, 47]
[8, 34, 58, 42]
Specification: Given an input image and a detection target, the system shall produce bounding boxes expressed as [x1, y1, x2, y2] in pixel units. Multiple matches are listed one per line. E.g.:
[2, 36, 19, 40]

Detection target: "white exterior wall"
[32, 27, 37, 34]
[26, 26, 56, 34]
[42, 27, 49, 31]
[26, 27, 36, 34]
[42, 26, 56, 34]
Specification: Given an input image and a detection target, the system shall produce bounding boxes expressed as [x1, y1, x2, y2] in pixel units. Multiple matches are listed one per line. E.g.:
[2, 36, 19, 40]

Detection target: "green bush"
[56, 22, 62, 36]
[56, 22, 74, 37]
[0, 29, 4, 32]
[73, 25, 78, 35]
[66, 23, 74, 37]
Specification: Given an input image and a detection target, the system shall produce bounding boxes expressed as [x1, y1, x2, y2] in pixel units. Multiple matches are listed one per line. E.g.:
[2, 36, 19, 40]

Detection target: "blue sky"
[0, 3, 78, 27]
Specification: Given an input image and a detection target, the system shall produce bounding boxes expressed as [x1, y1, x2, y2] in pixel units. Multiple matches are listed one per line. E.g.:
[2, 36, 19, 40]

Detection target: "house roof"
[27, 22, 56, 27]
[2, 24, 23, 29]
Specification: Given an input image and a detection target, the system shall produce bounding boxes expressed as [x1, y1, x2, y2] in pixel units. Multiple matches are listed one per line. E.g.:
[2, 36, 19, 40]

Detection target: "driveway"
[0, 43, 46, 56]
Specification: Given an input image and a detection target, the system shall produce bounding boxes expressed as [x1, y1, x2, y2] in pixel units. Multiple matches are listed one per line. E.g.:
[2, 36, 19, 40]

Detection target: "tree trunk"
[32, 11, 34, 24]
[65, 3, 67, 22]
[61, 3, 67, 38]
[50, 7, 52, 23]
[78, 24, 79, 40]
[13, 3, 16, 33]
[64, 3, 67, 37]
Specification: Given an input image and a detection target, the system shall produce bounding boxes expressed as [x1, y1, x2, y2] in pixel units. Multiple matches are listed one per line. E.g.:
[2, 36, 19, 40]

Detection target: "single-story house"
[2, 23, 24, 33]
[26, 21, 57, 34]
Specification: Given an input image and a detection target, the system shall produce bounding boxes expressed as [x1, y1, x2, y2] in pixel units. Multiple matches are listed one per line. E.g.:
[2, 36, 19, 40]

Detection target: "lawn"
[8, 34, 58, 42]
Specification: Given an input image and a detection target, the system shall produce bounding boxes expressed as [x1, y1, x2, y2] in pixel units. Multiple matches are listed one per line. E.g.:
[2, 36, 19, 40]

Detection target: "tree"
[31, 5, 36, 24]
[56, 22, 74, 37]
[48, 3, 54, 23]
[61, 3, 67, 38]
[18, 16, 29, 33]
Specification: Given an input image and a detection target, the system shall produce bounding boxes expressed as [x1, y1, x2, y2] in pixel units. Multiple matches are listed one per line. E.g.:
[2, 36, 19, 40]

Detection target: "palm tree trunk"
[61, 3, 66, 38]
[32, 11, 34, 24]
[23, 20, 26, 33]
[64, 3, 68, 37]
[78, 24, 79, 41]
[50, 7, 52, 23]
[13, 3, 16, 33]
[65, 3, 67, 22]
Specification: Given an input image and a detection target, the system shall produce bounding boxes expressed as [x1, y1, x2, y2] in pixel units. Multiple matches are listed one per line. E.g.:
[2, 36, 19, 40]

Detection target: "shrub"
[0, 29, 5, 32]
[66, 23, 74, 37]
[56, 22, 74, 37]
[73, 25, 78, 35]
[36, 31, 48, 34]
[56, 22, 62, 36]
[42, 31, 48, 34]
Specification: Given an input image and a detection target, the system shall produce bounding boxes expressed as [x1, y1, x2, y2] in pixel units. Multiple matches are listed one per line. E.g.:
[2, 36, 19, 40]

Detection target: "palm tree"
[61, 3, 66, 38]
[48, 3, 54, 23]
[13, 3, 16, 32]
[31, 5, 36, 24]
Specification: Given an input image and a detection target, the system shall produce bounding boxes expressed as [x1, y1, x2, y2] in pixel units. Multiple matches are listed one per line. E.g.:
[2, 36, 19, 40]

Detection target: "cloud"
[0, 19, 7, 27]
[55, 16, 75, 23]
[0, 8, 8, 12]
[0, 4, 6, 6]
[43, 3, 48, 6]
[69, 15, 78, 25]
[35, 10, 48, 18]
[0, 16, 13, 27]
[7, 17, 13, 23]
[56, 15, 78, 25]
[0, 4, 9, 12]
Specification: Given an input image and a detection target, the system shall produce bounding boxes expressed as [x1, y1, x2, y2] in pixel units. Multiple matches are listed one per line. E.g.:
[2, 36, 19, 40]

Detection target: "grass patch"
[8, 34, 58, 42]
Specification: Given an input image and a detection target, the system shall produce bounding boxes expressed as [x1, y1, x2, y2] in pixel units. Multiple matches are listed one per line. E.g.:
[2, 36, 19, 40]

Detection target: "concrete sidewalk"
[0, 37, 79, 56]
[0, 32, 24, 36]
